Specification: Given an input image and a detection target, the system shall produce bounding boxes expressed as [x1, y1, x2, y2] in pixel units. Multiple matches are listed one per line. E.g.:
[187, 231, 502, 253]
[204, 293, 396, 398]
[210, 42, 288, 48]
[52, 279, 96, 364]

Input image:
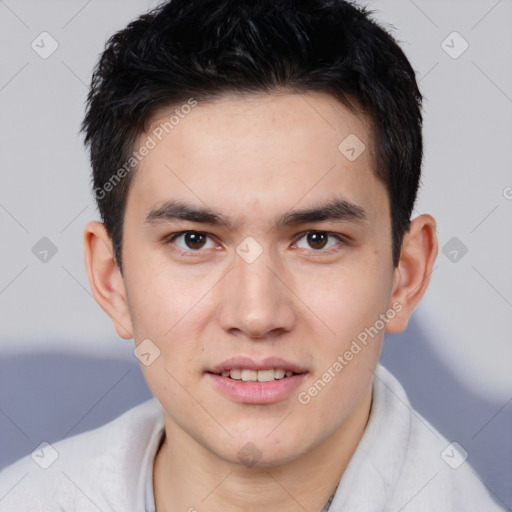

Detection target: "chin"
[212, 431, 313, 469]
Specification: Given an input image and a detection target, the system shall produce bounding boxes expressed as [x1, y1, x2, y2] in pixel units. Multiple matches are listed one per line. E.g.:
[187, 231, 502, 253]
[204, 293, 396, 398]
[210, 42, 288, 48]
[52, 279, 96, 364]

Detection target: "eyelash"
[162, 230, 348, 257]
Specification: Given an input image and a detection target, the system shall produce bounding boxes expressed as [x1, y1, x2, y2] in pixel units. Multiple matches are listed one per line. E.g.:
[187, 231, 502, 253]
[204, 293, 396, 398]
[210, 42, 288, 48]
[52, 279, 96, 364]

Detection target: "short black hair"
[81, 0, 423, 272]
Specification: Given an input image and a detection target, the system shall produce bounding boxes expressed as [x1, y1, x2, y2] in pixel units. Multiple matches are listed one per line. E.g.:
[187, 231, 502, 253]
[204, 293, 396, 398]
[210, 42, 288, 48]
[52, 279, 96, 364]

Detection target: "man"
[0, 0, 505, 510]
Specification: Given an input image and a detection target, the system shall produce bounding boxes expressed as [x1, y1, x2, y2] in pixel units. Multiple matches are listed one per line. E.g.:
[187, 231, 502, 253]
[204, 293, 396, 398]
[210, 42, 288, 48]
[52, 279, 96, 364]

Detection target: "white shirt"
[0, 365, 505, 511]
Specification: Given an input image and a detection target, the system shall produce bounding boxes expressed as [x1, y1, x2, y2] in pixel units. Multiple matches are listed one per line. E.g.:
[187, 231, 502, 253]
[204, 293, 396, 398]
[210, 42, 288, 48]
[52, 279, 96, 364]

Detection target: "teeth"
[219, 368, 295, 381]
[241, 369, 258, 381]
[257, 369, 275, 382]
[230, 369, 242, 380]
[274, 369, 285, 379]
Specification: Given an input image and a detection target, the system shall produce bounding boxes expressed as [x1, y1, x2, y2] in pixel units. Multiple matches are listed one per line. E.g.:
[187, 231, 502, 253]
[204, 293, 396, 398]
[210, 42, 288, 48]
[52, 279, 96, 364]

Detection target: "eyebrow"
[144, 198, 368, 230]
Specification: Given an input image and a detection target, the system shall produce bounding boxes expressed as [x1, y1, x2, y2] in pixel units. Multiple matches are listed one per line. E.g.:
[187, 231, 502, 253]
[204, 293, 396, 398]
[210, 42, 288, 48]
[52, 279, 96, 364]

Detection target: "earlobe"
[385, 214, 438, 333]
[83, 221, 133, 339]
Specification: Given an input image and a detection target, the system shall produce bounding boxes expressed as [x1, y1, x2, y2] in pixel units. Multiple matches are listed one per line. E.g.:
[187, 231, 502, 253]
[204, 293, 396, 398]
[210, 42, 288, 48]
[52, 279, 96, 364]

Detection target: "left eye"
[294, 231, 340, 251]
[171, 231, 216, 251]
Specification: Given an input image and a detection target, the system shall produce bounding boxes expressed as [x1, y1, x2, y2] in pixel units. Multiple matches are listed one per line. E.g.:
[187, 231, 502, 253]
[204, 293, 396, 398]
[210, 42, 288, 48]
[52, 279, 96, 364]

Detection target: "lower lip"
[206, 373, 308, 404]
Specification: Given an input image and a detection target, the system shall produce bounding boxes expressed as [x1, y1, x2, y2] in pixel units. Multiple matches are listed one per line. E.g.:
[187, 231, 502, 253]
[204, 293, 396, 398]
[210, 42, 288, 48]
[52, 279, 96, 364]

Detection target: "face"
[120, 92, 398, 466]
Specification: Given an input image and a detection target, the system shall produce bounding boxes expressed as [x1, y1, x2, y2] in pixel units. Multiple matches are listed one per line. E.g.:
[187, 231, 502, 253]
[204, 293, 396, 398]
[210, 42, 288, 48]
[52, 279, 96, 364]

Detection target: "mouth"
[206, 357, 308, 404]
[209, 368, 303, 382]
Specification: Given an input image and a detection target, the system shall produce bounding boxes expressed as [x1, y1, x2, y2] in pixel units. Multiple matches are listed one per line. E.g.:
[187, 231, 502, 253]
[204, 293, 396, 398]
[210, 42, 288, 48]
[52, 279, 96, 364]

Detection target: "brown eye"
[307, 232, 328, 249]
[294, 231, 342, 253]
[167, 231, 216, 252]
[184, 232, 207, 249]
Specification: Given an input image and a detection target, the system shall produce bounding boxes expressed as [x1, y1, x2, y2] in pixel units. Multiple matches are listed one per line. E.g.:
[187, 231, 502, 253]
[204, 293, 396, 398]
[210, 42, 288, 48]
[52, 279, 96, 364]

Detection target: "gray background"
[0, 0, 511, 509]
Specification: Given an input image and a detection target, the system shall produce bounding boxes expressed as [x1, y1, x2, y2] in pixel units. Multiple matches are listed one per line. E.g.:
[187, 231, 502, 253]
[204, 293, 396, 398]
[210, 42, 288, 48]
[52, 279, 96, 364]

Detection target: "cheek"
[291, 252, 392, 346]
[123, 246, 219, 339]
[292, 257, 389, 426]
[123, 254, 221, 398]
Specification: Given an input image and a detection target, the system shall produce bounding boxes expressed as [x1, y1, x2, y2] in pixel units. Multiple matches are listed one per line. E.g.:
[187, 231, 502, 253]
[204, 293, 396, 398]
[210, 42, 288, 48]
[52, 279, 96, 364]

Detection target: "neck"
[153, 386, 372, 512]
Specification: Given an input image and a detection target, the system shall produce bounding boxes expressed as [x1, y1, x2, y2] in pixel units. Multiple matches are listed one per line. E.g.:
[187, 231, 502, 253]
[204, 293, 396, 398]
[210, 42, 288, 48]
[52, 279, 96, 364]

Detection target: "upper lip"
[208, 357, 308, 374]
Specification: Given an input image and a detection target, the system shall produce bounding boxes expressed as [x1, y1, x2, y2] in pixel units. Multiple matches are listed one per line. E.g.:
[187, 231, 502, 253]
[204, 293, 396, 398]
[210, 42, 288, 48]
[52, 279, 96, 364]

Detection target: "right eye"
[165, 231, 217, 252]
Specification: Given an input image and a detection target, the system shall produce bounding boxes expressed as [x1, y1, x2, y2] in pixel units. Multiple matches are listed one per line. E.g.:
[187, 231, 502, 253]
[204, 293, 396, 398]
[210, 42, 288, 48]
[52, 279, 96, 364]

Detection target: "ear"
[83, 221, 133, 339]
[386, 214, 438, 333]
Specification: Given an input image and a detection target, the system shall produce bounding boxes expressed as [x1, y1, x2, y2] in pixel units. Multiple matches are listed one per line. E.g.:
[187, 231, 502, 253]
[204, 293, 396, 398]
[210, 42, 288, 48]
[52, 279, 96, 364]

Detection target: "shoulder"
[0, 398, 164, 512]
[376, 366, 506, 511]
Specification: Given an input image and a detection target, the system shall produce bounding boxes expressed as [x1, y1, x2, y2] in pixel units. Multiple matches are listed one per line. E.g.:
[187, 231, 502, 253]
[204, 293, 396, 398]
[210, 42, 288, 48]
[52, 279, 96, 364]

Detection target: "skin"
[84, 91, 437, 512]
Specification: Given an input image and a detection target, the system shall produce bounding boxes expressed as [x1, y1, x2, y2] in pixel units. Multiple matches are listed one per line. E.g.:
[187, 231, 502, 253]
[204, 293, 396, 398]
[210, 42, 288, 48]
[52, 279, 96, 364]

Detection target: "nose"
[217, 247, 296, 340]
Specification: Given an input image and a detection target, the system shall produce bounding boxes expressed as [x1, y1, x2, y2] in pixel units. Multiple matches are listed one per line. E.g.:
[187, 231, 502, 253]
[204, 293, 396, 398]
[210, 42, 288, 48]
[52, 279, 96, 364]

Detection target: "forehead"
[127, 91, 386, 226]
[144, 91, 373, 166]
